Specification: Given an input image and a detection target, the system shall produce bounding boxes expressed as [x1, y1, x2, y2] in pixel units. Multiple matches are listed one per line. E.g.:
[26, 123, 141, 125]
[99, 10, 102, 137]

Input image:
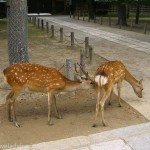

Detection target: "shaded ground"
[0, 21, 148, 147]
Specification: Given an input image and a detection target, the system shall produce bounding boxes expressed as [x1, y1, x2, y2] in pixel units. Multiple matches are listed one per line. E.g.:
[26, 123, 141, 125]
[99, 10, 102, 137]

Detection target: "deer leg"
[6, 91, 14, 121]
[100, 86, 113, 126]
[9, 96, 20, 128]
[93, 85, 101, 127]
[52, 95, 63, 119]
[108, 87, 113, 105]
[117, 82, 122, 107]
[48, 92, 54, 125]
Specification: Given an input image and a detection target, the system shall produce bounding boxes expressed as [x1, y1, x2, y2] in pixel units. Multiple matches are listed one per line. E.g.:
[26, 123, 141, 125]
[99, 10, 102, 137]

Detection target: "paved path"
[41, 16, 150, 54]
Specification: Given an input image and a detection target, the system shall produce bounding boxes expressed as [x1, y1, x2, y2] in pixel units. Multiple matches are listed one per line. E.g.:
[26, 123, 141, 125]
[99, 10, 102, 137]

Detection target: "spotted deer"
[93, 61, 143, 127]
[3, 63, 94, 127]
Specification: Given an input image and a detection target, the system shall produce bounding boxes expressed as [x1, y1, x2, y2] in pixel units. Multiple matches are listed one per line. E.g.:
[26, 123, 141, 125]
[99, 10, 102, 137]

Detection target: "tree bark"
[135, 4, 140, 24]
[87, 0, 94, 19]
[117, 3, 127, 26]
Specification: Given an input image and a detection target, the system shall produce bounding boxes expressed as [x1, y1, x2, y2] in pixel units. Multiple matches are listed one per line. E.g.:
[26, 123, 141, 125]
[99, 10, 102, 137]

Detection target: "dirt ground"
[0, 22, 148, 147]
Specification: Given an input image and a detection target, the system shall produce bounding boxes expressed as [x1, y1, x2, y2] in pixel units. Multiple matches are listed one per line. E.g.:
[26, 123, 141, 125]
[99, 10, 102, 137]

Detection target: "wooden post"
[119, 20, 122, 29]
[144, 23, 147, 34]
[33, 17, 36, 26]
[66, 59, 74, 80]
[41, 19, 44, 30]
[37, 18, 40, 28]
[83, 11, 85, 21]
[130, 19, 133, 31]
[51, 25, 54, 38]
[109, 17, 111, 26]
[80, 49, 86, 77]
[94, 14, 96, 23]
[89, 45, 93, 64]
[100, 17, 103, 25]
[78, 10, 80, 20]
[46, 22, 49, 33]
[28, 16, 31, 23]
[60, 28, 63, 42]
[85, 37, 89, 56]
[71, 32, 74, 47]
[70, 11, 71, 18]
[66, 59, 75, 95]
[88, 12, 90, 22]
[73, 12, 75, 19]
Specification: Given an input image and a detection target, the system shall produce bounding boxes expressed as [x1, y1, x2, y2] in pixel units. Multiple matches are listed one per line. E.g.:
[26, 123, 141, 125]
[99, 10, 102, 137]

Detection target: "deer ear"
[139, 79, 143, 85]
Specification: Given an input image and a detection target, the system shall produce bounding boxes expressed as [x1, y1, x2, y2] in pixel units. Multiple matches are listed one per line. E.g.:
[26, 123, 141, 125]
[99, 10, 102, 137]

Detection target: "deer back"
[3, 63, 66, 92]
[94, 61, 126, 85]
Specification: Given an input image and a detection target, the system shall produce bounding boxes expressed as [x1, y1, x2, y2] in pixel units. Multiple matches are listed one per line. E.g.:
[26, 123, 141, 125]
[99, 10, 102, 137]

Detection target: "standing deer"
[3, 63, 93, 127]
[93, 61, 143, 127]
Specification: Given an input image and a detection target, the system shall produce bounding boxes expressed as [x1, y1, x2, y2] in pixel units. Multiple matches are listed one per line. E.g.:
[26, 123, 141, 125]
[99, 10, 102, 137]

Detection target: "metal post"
[80, 49, 86, 77]
[71, 32, 74, 47]
[60, 28, 63, 42]
[51, 25, 54, 38]
[7, 0, 29, 64]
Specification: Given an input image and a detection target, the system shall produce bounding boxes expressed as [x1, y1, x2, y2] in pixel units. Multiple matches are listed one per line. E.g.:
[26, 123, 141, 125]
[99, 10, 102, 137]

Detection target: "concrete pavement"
[6, 122, 150, 150]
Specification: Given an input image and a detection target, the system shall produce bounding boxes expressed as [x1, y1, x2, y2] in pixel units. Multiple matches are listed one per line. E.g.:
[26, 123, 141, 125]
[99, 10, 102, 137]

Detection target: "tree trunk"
[135, 5, 140, 24]
[117, 3, 127, 26]
[87, 0, 94, 19]
[126, 4, 129, 19]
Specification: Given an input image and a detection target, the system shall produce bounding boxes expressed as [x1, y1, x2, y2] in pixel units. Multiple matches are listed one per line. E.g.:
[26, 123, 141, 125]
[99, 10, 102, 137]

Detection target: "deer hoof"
[48, 121, 54, 126]
[92, 123, 97, 127]
[102, 122, 107, 127]
[9, 117, 13, 122]
[57, 115, 63, 119]
[15, 121, 21, 128]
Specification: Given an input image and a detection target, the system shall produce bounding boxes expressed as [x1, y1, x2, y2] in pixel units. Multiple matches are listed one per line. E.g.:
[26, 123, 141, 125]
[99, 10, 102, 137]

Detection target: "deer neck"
[63, 78, 82, 92]
[125, 70, 139, 89]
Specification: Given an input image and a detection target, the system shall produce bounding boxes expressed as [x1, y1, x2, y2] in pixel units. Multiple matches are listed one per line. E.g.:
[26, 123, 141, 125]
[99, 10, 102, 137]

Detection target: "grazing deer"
[93, 61, 143, 127]
[3, 63, 94, 127]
